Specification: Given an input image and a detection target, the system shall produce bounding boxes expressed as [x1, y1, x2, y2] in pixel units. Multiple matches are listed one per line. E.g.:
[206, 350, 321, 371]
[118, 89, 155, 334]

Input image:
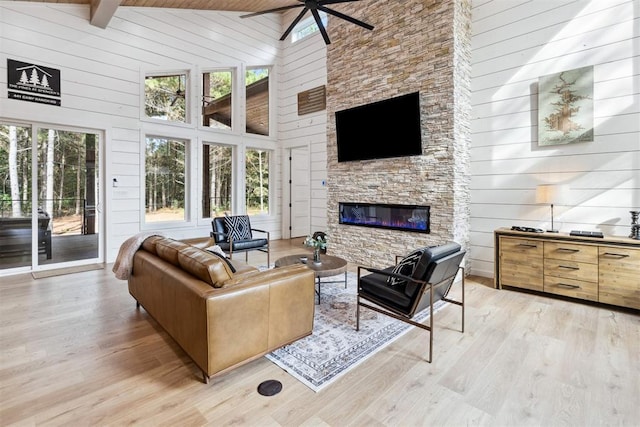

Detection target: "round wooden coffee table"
[275, 253, 348, 303]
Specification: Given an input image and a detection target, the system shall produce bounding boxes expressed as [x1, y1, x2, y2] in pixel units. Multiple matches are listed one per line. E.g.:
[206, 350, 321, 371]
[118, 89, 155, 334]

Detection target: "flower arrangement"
[304, 234, 328, 250]
[304, 233, 328, 263]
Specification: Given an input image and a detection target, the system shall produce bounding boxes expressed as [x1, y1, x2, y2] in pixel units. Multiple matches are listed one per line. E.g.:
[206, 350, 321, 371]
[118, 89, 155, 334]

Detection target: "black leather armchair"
[356, 242, 465, 362]
[211, 215, 270, 267]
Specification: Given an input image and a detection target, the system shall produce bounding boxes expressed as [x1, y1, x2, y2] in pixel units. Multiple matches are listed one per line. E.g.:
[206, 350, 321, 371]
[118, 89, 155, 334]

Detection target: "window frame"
[291, 12, 328, 43]
[244, 144, 273, 218]
[141, 69, 192, 127]
[199, 67, 237, 133]
[140, 131, 193, 229]
[245, 66, 273, 138]
[200, 140, 235, 221]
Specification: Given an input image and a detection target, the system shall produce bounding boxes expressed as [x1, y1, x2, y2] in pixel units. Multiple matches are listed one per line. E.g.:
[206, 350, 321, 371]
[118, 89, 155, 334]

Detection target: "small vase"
[313, 248, 321, 264]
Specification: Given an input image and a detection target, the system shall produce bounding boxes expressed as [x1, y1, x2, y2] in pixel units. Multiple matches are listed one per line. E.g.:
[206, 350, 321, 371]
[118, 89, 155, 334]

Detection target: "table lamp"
[536, 184, 559, 233]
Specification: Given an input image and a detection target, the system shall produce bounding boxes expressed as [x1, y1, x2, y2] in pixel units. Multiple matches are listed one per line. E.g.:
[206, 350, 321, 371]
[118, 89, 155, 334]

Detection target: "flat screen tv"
[335, 91, 422, 162]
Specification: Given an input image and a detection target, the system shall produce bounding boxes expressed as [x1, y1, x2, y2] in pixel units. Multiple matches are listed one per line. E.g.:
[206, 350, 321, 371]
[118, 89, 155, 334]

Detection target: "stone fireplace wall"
[326, 0, 472, 268]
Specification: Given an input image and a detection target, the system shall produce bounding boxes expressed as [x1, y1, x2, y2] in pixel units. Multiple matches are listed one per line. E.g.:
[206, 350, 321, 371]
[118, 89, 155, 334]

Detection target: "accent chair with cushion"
[211, 214, 270, 267]
[356, 242, 465, 363]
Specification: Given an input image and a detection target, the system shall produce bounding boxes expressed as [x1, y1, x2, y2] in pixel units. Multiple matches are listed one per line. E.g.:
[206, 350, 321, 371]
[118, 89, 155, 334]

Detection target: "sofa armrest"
[204, 264, 314, 376]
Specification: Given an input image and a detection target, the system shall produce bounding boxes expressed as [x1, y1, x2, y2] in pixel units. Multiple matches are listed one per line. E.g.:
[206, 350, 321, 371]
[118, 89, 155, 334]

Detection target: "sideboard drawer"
[599, 246, 640, 310]
[499, 237, 543, 291]
[544, 241, 598, 264]
[544, 275, 598, 302]
[543, 259, 598, 282]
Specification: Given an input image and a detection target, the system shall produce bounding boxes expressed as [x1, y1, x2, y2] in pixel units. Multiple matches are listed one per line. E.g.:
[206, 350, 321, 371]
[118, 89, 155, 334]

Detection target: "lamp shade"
[536, 184, 557, 204]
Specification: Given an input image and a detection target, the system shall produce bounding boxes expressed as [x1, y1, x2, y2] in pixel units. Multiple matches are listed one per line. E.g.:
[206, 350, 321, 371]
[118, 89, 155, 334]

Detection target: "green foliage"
[304, 234, 328, 250]
[145, 137, 186, 213]
[204, 144, 233, 217]
[1, 125, 98, 218]
[144, 75, 186, 122]
[206, 71, 232, 100]
[246, 68, 269, 85]
[245, 149, 269, 213]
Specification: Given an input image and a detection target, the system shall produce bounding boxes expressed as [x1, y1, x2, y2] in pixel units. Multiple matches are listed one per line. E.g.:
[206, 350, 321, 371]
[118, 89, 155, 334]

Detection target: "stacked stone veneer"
[326, 0, 472, 268]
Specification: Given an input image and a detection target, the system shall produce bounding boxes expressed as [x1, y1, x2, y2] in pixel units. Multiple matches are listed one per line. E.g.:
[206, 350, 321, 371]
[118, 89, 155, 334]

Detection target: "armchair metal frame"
[356, 248, 465, 363]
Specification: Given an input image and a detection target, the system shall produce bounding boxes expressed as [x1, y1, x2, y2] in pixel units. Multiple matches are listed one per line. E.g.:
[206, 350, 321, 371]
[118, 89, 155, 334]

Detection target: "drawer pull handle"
[517, 244, 537, 248]
[602, 252, 629, 258]
[557, 283, 580, 289]
[558, 265, 580, 270]
[557, 248, 579, 253]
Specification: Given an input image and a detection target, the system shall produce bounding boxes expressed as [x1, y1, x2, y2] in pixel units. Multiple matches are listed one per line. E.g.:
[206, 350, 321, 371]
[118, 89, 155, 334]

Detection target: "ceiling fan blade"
[240, 4, 303, 19]
[318, 5, 374, 31]
[280, 7, 310, 41]
[311, 8, 331, 45]
[320, 0, 361, 5]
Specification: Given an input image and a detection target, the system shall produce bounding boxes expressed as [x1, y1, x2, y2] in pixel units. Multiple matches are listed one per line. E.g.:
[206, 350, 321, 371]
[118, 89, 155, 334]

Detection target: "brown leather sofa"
[128, 236, 315, 383]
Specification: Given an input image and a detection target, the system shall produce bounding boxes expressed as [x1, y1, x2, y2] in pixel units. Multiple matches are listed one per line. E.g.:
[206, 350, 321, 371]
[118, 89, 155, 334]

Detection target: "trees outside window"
[0, 125, 31, 218]
[144, 74, 188, 123]
[202, 143, 232, 218]
[145, 136, 186, 223]
[142, 66, 274, 223]
[245, 149, 269, 215]
[202, 70, 233, 129]
[245, 68, 270, 136]
[1, 124, 101, 268]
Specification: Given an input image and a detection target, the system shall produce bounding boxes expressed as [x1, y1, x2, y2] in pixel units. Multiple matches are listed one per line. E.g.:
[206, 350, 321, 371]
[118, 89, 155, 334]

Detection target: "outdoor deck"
[0, 233, 98, 270]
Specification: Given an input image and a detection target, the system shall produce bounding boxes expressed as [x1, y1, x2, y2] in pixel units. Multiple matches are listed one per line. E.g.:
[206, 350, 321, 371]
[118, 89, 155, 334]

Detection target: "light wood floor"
[1, 239, 638, 426]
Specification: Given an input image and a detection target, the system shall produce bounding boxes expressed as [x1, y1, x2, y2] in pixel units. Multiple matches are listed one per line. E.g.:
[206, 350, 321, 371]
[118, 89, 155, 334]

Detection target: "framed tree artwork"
[538, 65, 594, 146]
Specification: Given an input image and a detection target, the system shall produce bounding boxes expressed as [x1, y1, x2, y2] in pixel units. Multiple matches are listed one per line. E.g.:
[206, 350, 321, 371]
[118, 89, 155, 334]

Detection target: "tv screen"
[335, 91, 422, 162]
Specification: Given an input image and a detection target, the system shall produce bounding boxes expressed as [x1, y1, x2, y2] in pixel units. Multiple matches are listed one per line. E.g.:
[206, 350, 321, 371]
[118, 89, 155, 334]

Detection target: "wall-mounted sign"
[7, 59, 61, 106]
[298, 85, 326, 116]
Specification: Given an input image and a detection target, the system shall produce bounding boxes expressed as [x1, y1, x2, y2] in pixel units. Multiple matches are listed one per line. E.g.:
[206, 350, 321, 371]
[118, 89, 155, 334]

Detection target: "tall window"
[202, 143, 232, 218]
[202, 70, 233, 129]
[245, 68, 269, 136]
[245, 149, 270, 215]
[144, 73, 187, 123]
[145, 136, 186, 223]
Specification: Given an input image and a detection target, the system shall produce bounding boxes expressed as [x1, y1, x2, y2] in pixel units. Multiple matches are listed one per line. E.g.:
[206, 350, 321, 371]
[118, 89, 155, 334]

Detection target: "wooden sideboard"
[494, 228, 640, 310]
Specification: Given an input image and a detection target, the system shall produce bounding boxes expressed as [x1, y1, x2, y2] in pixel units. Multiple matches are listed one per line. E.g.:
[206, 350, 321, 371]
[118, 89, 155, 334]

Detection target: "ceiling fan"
[240, 0, 374, 45]
[170, 79, 184, 106]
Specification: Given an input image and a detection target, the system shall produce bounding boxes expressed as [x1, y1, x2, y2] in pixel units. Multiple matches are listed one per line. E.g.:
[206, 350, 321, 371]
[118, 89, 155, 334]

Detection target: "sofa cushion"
[141, 235, 164, 255]
[155, 238, 190, 266]
[387, 249, 423, 286]
[177, 246, 233, 287]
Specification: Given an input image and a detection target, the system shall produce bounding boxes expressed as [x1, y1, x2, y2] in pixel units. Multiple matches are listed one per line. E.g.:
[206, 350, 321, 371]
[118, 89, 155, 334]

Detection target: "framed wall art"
[538, 65, 594, 146]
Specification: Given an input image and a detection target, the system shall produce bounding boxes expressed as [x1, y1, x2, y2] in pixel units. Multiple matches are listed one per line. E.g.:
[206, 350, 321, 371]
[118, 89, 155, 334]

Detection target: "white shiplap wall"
[469, 0, 640, 277]
[278, 23, 328, 237]
[0, 3, 282, 263]
[2, 1, 636, 272]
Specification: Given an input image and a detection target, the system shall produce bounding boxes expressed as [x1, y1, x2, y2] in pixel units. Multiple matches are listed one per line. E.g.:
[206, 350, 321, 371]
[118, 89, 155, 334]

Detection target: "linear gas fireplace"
[339, 202, 430, 233]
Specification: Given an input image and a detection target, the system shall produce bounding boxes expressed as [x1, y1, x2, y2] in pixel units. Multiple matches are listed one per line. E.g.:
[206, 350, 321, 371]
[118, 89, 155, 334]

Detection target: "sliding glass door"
[0, 122, 101, 272]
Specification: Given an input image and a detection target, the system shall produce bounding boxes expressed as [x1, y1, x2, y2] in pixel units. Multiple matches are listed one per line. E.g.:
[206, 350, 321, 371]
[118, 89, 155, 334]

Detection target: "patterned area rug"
[265, 272, 443, 392]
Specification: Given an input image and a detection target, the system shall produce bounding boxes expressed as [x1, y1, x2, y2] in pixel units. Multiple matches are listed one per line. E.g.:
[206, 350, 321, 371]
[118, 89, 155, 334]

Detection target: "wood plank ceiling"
[9, 0, 295, 13]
